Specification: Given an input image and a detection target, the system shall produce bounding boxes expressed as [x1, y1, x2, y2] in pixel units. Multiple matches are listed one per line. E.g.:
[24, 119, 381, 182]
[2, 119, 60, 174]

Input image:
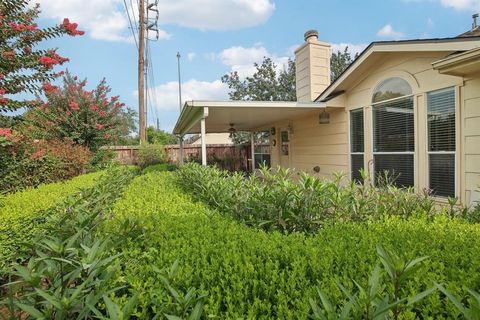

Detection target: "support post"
[138, 0, 146, 143]
[250, 131, 255, 171]
[200, 118, 207, 166]
[179, 136, 184, 166]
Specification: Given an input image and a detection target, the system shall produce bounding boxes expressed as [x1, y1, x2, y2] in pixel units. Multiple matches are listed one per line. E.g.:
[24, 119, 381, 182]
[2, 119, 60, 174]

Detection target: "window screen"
[373, 95, 414, 188]
[427, 87, 455, 198]
[350, 108, 364, 183]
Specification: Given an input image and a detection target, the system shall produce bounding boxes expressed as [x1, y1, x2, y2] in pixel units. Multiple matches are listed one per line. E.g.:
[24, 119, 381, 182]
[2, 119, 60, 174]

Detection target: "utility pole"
[177, 52, 182, 112]
[156, 117, 159, 130]
[138, 0, 146, 143]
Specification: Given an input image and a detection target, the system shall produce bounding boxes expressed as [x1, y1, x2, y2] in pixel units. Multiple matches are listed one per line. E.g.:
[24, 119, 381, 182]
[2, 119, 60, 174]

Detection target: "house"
[173, 16, 480, 206]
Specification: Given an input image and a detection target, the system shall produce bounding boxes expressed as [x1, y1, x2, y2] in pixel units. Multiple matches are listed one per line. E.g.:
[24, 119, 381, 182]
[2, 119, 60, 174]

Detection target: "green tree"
[23, 72, 136, 151]
[0, 0, 84, 112]
[221, 48, 358, 103]
[221, 57, 296, 101]
[146, 126, 178, 145]
[331, 46, 358, 82]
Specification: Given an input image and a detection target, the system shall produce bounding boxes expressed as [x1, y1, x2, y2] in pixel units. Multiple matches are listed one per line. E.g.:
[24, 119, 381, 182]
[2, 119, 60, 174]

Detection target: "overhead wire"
[123, 0, 138, 49]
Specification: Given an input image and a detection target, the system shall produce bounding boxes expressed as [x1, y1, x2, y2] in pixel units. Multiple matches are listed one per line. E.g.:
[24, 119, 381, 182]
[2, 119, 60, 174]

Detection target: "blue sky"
[34, 0, 480, 133]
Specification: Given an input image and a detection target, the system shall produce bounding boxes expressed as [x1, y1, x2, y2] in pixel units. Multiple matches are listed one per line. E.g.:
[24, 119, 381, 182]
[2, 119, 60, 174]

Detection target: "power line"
[123, 0, 138, 49]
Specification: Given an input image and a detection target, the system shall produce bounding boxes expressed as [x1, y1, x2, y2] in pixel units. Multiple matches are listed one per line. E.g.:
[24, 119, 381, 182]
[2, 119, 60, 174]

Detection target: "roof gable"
[316, 36, 480, 102]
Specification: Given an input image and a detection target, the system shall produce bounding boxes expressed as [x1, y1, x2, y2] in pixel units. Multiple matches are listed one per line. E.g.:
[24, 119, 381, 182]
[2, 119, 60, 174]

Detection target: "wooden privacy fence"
[105, 144, 249, 172]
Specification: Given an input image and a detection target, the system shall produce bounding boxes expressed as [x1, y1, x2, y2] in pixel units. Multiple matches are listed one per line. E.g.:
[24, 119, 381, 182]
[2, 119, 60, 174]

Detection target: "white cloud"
[147, 79, 228, 111]
[37, 0, 171, 42]
[331, 43, 368, 57]
[157, 0, 275, 31]
[439, 0, 480, 10]
[377, 24, 406, 40]
[218, 45, 290, 78]
[187, 52, 196, 61]
[403, 0, 480, 11]
[36, 0, 274, 42]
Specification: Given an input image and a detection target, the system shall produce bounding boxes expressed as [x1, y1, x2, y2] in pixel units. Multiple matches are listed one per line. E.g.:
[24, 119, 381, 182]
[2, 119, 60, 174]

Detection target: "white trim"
[371, 94, 415, 107]
[188, 100, 327, 109]
[200, 118, 207, 166]
[371, 93, 416, 188]
[425, 86, 457, 198]
[250, 132, 255, 171]
[317, 38, 480, 102]
[349, 107, 365, 181]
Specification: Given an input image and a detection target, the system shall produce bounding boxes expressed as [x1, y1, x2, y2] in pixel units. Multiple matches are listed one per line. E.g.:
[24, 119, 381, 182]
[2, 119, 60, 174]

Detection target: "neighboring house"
[173, 17, 480, 206]
[190, 133, 233, 145]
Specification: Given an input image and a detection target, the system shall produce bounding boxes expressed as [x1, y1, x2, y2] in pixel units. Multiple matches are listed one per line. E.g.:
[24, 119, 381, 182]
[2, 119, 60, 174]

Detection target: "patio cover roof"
[173, 100, 330, 135]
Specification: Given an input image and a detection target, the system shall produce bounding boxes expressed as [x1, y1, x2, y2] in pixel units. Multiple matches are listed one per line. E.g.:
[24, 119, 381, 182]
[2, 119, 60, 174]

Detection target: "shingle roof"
[457, 28, 480, 38]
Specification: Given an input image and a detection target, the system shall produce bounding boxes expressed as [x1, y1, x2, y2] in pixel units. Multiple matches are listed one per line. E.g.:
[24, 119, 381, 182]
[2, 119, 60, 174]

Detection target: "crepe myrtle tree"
[24, 72, 136, 151]
[0, 0, 84, 112]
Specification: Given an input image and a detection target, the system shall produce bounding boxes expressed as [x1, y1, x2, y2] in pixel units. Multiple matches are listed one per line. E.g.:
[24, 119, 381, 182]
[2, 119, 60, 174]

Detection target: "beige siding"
[462, 79, 480, 206]
[268, 109, 348, 179]
[295, 41, 331, 102]
[261, 52, 479, 206]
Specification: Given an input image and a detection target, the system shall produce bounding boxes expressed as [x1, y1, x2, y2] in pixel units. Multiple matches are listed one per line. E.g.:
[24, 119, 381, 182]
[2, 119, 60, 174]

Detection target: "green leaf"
[407, 287, 436, 306]
[15, 303, 45, 319]
[35, 288, 63, 309]
[436, 283, 468, 316]
[188, 301, 204, 320]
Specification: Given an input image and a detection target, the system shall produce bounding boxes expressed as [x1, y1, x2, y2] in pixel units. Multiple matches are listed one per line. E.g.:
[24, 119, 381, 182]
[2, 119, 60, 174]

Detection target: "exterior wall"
[461, 77, 480, 207]
[266, 51, 478, 205]
[345, 52, 464, 202]
[268, 108, 348, 179]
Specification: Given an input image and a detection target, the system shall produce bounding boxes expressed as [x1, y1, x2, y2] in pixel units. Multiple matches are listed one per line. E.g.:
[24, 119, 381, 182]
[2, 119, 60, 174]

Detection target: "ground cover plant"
[0, 170, 103, 272]
[102, 168, 480, 319]
[1, 166, 138, 319]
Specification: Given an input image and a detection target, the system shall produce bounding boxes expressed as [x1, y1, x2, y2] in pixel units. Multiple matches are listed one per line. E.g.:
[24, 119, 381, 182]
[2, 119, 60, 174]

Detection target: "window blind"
[428, 88, 455, 152]
[373, 96, 414, 152]
[429, 154, 455, 197]
[350, 108, 364, 183]
[374, 154, 414, 188]
[427, 87, 455, 198]
[351, 154, 364, 183]
[373, 96, 415, 188]
[350, 109, 364, 153]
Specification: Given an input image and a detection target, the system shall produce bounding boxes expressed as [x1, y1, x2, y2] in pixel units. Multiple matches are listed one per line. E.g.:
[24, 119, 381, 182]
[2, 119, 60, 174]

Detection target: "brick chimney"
[295, 30, 331, 102]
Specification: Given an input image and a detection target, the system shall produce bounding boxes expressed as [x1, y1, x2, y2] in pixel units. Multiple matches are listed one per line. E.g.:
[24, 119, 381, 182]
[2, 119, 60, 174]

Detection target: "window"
[254, 131, 271, 168]
[372, 78, 414, 188]
[350, 108, 364, 183]
[427, 87, 455, 198]
[281, 131, 289, 156]
[372, 77, 412, 103]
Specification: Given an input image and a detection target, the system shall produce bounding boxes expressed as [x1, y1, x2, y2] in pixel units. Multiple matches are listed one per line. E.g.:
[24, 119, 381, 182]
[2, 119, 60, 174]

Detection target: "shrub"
[23, 72, 136, 151]
[137, 143, 167, 169]
[1, 166, 138, 319]
[0, 137, 92, 192]
[177, 163, 438, 233]
[103, 170, 480, 318]
[0, 171, 103, 272]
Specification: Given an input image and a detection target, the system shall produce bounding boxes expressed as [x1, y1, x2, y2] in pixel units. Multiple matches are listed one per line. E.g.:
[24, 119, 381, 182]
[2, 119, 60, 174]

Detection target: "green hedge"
[0, 171, 103, 271]
[105, 171, 480, 319]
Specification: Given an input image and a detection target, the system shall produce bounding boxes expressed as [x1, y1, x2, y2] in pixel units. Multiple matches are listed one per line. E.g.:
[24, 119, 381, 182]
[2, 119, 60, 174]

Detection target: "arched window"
[371, 77, 414, 188]
[372, 77, 412, 103]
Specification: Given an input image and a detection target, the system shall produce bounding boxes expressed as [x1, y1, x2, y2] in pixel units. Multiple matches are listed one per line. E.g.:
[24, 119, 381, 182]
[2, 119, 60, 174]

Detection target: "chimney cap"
[304, 29, 318, 41]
